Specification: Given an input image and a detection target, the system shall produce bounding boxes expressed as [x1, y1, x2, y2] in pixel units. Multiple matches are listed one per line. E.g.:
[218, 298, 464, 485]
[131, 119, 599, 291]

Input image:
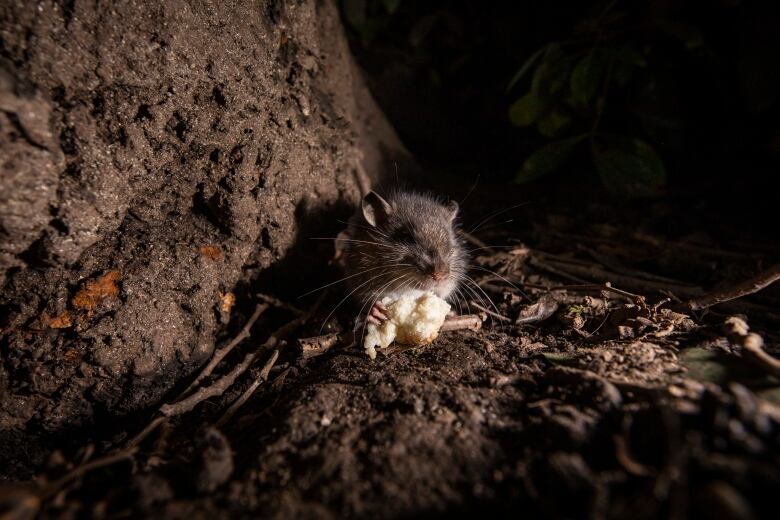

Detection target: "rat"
[335, 190, 467, 324]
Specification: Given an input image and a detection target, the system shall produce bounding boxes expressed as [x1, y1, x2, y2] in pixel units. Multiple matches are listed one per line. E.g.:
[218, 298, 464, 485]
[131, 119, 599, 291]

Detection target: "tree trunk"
[0, 0, 402, 460]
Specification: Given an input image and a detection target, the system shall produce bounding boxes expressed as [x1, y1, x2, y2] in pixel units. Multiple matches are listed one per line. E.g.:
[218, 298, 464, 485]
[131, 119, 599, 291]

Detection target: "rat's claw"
[367, 315, 381, 325]
[369, 302, 388, 322]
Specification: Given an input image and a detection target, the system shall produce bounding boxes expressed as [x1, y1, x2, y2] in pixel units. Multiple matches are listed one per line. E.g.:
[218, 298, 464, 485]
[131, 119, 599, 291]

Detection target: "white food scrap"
[363, 290, 451, 359]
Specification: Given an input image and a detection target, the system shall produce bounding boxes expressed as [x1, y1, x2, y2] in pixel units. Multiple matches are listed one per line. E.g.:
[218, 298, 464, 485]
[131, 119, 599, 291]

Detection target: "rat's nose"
[430, 270, 448, 281]
[428, 259, 449, 281]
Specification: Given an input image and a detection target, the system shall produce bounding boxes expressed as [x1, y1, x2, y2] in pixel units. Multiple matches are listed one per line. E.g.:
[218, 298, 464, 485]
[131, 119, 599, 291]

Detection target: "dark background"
[343, 0, 779, 229]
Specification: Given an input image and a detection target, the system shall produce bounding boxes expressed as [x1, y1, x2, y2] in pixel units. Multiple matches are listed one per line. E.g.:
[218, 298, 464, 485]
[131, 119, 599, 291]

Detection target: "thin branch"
[160, 296, 321, 417]
[440, 314, 485, 332]
[530, 254, 705, 298]
[41, 447, 138, 499]
[256, 293, 304, 315]
[724, 316, 780, 379]
[180, 303, 269, 397]
[469, 301, 511, 322]
[686, 263, 780, 311]
[216, 349, 280, 427]
[125, 416, 166, 449]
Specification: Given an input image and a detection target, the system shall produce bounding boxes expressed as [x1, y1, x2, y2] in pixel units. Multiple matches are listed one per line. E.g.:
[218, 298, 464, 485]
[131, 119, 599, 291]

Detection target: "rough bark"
[0, 0, 403, 459]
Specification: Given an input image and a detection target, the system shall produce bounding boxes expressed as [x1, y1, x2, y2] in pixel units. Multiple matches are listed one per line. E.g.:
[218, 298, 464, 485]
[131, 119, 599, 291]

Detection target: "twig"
[256, 293, 304, 315]
[686, 263, 780, 311]
[125, 416, 167, 449]
[441, 314, 485, 332]
[180, 303, 269, 397]
[469, 301, 511, 322]
[528, 256, 590, 284]
[601, 282, 645, 304]
[581, 245, 695, 286]
[216, 349, 280, 427]
[40, 447, 138, 499]
[519, 281, 644, 305]
[531, 255, 705, 298]
[724, 316, 780, 379]
[298, 333, 343, 358]
[159, 295, 322, 417]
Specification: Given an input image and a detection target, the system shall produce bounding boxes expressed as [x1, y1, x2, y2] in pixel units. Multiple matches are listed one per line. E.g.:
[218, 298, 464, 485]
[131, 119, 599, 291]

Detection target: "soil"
[2, 2, 780, 520]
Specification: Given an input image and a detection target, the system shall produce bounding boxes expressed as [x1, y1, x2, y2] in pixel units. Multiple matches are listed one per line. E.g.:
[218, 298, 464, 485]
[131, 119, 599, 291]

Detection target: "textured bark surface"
[0, 0, 402, 463]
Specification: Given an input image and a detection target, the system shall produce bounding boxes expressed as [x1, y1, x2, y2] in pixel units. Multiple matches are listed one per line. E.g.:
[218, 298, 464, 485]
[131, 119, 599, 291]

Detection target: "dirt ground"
[3, 192, 778, 519]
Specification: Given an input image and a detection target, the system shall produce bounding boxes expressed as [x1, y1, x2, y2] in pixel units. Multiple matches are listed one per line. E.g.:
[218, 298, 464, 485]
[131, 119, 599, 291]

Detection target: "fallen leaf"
[72, 271, 121, 312]
[44, 311, 72, 329]
[200, 245, 223, 261]
[516, 294, 559, 324]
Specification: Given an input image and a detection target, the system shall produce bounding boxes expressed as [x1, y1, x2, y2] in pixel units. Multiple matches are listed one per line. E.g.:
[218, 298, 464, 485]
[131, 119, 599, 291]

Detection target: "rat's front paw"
[367, 301, 388, 325]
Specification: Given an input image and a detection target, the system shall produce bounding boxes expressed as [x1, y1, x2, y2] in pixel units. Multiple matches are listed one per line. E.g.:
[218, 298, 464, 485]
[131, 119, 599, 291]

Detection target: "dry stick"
[40, 447, 138, 499]
[256, 293, 304, 315]
[216, 349, 280, 427]
[34, 299, 303, 505]
[160, 298, 319, 417]
[581, 245, 695, 286]
[297, 314, 484, 356]
[743, 338, 780, 379]
[298, 332, 342, 358]
[469, 301, 511, 322]
[724, 316, 780, 379]
[528, 256, 590, 284]
[686, 262, 780, 311]
[125, 416, 167, 449]
[180, 303, 269, 398]
[532, 255, 705, 298]
[440, 314, 484, 332]
[519, 280, 644, 309]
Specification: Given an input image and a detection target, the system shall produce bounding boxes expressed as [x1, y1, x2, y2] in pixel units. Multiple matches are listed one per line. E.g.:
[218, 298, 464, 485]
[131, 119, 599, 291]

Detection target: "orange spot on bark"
[220, 291, 235, 313]
[44, 311, 73, 329]
[72, 270, 121, 311]
[200, 245, 223, 261]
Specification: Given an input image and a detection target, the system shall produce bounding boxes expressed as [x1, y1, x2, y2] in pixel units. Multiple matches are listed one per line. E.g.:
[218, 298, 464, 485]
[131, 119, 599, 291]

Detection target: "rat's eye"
[393, 228, 414, 243]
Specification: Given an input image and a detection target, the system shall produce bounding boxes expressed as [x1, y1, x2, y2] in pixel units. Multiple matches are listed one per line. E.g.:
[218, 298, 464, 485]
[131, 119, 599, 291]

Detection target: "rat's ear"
[362, 191, 392, 227]
[446, 200, 459, 221]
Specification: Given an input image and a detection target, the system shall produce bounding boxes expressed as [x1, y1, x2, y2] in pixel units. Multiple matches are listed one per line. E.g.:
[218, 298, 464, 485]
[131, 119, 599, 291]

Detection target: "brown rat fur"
[335, 190, 467, 321]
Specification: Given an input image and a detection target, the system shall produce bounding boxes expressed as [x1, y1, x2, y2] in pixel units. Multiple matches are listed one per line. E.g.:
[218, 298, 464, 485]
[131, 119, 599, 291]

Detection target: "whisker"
[463, 275, 505, 333]
[467, 202, 532, 235]
[319, 271, 389, 334]
[310, 237, 397, 250]
[299, 263, 412, 297]
[469, 266, 528, 298]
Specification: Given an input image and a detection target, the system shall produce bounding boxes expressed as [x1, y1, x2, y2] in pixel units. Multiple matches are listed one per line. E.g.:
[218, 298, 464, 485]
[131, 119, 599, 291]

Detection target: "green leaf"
[382, 0, 401, 14]
[537, 110, 571, 137]
[531, 45, 569, 98]
[612, 44, 647, 67]
[508, 93, 542, 127]
[516, 135, 587, 183]
[593, 137, 667, 196]
[655, 19, 706, 52]
[570, 51, 605, 107]
[507, 45, 548, 91]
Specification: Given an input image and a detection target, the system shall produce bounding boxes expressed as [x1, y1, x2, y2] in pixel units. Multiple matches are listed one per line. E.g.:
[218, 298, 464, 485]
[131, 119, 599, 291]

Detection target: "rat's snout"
[427, 257, 450, 282]
[430, 270, 448, 281]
